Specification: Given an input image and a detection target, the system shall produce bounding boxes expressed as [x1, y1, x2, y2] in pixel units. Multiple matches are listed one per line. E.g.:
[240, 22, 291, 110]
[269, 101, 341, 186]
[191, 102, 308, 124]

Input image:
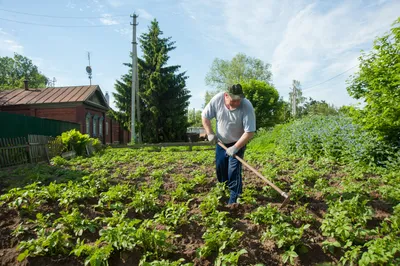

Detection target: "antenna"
[86, 52, 92, 85]
[47, 77, 57, 87]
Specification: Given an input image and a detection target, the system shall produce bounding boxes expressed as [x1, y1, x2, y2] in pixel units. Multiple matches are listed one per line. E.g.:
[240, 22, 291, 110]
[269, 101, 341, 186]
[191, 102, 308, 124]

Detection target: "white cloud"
[271, 1, 399, 92]
[89, 0, 106, 12]
[30, 57, 44, 68]
[188, 90, 206, 109]
[84, 19, 97, 26]
[107, 0, 124, 8]
[179, 0, 197, 19]
[99, 14, 119, 25]
[177, 0, 236, 48]
[66, 1, 76, 9]
[182, 0, 400, 109]
[114, 27, 130, 37]
[1, 39, 23, 53]
[137, 9, 153, 21]
[219, 0, 400, 106]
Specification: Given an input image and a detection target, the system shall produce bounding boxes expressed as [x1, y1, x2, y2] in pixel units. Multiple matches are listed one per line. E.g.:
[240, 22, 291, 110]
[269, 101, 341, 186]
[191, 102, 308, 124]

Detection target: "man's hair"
[227, 84, 244, 99]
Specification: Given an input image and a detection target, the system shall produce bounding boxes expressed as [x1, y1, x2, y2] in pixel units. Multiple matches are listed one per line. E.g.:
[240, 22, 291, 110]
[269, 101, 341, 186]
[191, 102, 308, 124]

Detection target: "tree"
[279, 100, 291, 122]
[338, 105, 353, 116]
[187, 109, 202, 127]
[347, 17, 400, 144]
[110, 73, 131, 130]
[205, 53, 272, 90]
[0, 53, 48, 89]
[112, 19, 191, 143]
[288, 80, 306, 118]
[202, 90, 218, 108]
[242, 80, 285, 129]
[302, 98, 338, 116]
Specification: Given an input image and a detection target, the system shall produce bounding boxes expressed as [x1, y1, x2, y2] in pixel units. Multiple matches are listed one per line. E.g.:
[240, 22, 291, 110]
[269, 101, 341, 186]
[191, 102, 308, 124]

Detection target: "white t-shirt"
[202, 92, 256, 144]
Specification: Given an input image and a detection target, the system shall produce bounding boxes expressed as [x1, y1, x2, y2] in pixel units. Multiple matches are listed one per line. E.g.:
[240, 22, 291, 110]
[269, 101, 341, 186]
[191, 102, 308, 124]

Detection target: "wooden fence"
[0, 137, 211, 167]
[0, 135, 65, 168]
[0, 137, 29, 167]
[28, 135, 50, 163]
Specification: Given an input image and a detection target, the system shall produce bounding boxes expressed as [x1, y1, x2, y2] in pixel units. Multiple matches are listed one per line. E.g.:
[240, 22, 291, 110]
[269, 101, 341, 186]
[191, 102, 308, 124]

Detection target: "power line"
[0, 7, 128, 19]
[302, 65, 358, 92]
[0, 17, 120, 27]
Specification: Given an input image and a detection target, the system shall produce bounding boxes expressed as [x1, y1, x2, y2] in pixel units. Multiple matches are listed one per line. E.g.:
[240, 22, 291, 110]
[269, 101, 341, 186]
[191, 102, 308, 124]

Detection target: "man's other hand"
[207, 134, 216, 144]
[226, 146, 239, 157]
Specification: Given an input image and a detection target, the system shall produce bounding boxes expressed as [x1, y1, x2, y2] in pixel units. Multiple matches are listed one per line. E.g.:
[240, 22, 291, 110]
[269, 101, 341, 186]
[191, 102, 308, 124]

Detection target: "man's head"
[224, 84, 244, 110]
[227, 84, 244, 100]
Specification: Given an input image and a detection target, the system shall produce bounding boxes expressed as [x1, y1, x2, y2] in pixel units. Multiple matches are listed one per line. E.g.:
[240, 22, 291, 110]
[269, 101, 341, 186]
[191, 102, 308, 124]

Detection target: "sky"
[0, 0, 399, 111]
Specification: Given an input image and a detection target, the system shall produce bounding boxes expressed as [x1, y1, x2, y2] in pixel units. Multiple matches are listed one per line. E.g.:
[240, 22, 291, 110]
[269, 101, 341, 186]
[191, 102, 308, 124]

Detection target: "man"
[202, 84, 256, 204]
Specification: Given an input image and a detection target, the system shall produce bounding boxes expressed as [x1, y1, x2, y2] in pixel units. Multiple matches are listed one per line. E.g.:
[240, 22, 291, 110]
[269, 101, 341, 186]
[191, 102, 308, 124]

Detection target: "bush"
[251, 115, 398, 167]
[57, 129, 102, 156]
[91, 138, 102, 152]
[247, 125, 286, 153]
[278, 115, 397, 165]
[346, 18, 400, 145]
[51, 156, 69, 166]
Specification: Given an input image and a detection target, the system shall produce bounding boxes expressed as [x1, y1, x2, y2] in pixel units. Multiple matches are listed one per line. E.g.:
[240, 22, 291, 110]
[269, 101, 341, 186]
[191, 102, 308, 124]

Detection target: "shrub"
[57, 129, 102, 156]
[91, 138, 102, 152]
[51, 156, 68, 166]
[275, 115, 396, 166]
[346, 18, 400, 145]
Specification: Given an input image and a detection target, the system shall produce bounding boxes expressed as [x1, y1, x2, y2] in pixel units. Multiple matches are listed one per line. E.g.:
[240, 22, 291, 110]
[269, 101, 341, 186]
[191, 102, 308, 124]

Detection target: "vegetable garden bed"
[0, 147, 398, 265]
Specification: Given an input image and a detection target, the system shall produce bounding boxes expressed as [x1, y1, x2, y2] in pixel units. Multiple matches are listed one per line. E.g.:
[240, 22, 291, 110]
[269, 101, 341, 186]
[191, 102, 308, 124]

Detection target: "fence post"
[45, 143, 50, 163]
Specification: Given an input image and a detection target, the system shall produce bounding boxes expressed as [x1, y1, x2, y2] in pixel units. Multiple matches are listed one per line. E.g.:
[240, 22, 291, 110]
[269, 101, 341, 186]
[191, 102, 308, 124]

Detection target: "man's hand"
[207, 134, 216, 144]
[226, 146, 239, 157]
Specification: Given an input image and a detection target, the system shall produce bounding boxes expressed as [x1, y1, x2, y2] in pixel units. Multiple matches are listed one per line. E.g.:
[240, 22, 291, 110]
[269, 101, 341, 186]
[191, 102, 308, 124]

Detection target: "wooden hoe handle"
[218, 142, 289, 199]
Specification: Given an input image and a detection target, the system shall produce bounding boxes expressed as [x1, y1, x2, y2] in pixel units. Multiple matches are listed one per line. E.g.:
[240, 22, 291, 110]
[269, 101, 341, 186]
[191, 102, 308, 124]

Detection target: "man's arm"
[234, 99, 256, 149]
[202, 117, 214, 135]
[202, 117, 217, 143]
[225, 131, 254, 156]
[234, 132, 254, 149]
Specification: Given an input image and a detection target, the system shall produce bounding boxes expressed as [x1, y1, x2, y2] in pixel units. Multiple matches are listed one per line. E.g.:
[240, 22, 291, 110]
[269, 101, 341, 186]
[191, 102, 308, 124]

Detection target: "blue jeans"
[216, 143, 246, 204]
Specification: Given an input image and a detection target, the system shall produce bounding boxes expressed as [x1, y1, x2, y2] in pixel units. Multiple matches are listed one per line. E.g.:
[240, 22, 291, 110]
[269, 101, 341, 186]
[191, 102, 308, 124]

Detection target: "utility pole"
[86, 52, 92, 85]
[136, 61, 142, 143]
[292, 82, 297, 118]
[130, 13, 138, 143]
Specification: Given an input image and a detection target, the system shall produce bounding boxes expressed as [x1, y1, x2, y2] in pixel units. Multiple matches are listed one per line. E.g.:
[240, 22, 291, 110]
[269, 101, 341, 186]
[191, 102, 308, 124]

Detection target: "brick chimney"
[24, 80, 29, 90]
[105, 92, 110, 105]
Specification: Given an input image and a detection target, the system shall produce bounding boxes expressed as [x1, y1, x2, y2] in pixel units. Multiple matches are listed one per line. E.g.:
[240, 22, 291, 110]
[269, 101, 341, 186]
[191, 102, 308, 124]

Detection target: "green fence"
[0, 112, 80, 138]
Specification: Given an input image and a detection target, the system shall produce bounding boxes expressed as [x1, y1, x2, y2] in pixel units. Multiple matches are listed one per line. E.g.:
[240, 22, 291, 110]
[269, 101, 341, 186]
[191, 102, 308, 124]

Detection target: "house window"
[106, 121, 109, 136]
[93, 115, 98, 137]
[99, 117, 104, 136]
[86, 113, 91, 135]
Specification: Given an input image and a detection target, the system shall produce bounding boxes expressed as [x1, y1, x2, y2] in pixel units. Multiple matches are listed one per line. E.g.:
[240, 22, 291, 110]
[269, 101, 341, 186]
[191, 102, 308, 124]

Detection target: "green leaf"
[17, 250, 29, 262]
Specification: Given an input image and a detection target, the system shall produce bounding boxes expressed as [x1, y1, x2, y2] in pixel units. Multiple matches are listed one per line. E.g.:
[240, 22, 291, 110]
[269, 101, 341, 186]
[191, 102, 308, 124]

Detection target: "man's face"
[225, 93, 241, 110]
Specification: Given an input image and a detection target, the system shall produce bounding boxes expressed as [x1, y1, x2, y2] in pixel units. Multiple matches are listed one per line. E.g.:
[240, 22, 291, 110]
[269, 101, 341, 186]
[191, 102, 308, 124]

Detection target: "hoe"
[218, 142, 291, 209]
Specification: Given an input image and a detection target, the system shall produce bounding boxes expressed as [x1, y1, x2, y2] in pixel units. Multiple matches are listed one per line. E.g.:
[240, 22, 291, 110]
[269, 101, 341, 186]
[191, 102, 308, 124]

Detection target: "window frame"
[99, 117, 104, 137]
[93, 115, 98, 137]
[86, 112, 91, 136]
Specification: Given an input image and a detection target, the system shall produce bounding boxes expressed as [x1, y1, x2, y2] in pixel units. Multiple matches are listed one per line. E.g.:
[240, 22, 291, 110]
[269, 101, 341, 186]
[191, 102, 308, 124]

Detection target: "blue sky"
[0, 0, 399, 111]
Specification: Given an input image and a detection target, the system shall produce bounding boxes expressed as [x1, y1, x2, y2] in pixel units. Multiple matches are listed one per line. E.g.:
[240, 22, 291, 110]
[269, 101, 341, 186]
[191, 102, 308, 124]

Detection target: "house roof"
[0, 85, 108, 108]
